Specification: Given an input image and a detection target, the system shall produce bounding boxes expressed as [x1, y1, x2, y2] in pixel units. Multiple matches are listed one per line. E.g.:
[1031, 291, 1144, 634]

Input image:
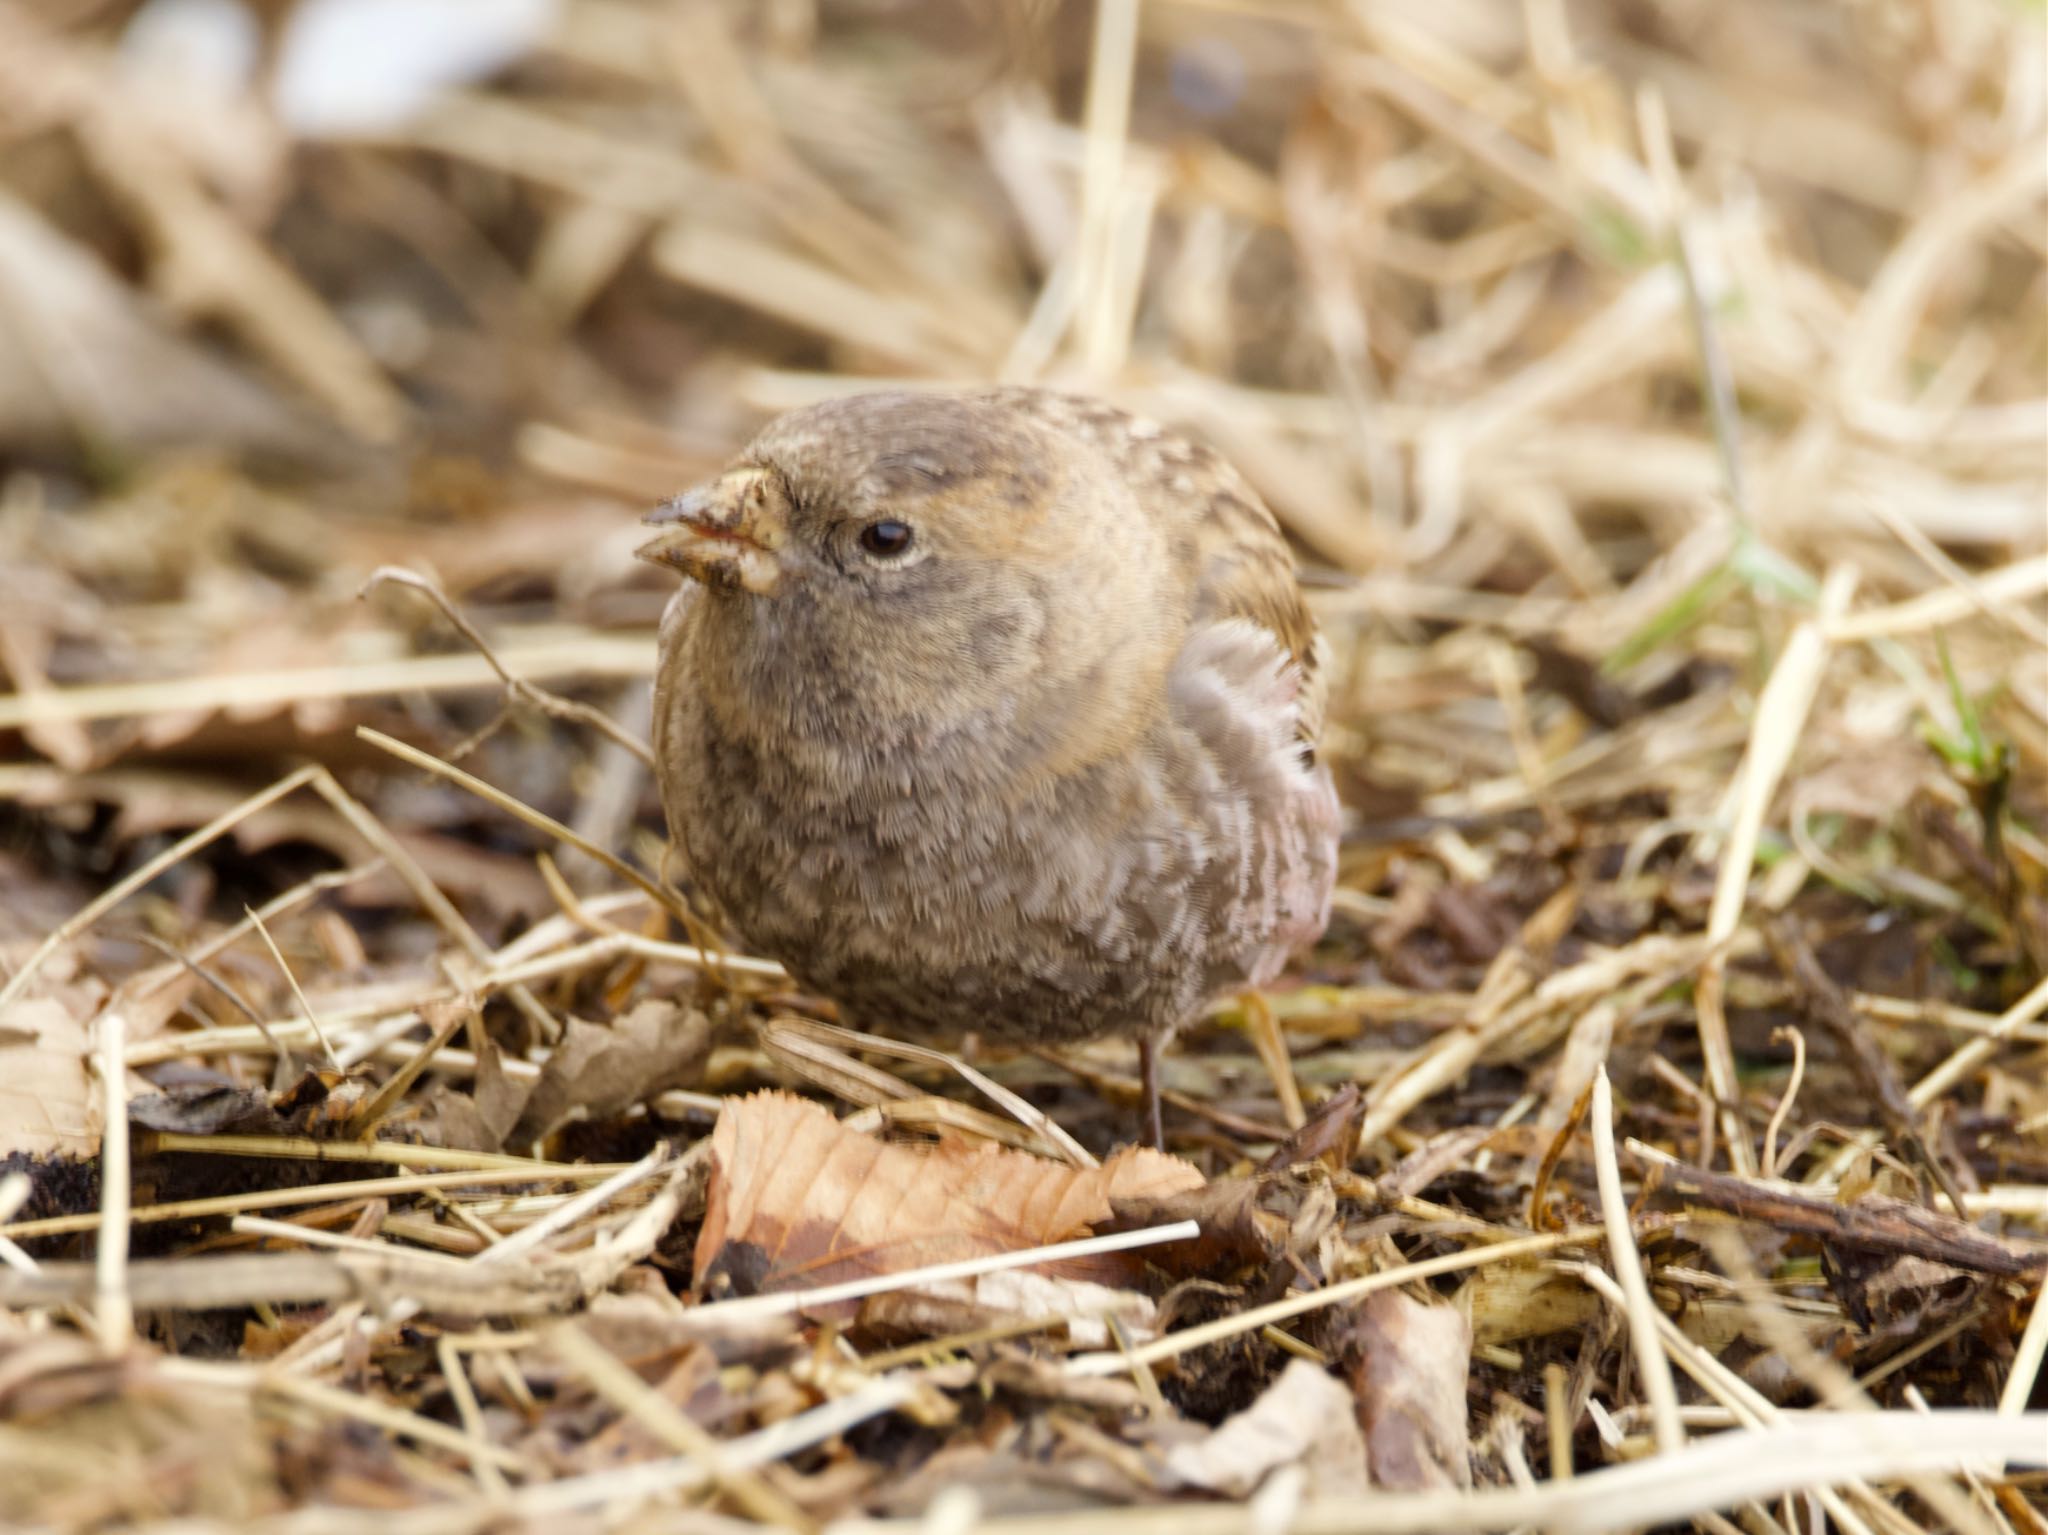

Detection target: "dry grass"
[0, 0, 2044, 1531]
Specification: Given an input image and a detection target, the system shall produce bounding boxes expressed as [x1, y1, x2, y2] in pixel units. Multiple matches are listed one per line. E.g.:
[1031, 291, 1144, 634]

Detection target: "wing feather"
[990, 388, 1326, 754]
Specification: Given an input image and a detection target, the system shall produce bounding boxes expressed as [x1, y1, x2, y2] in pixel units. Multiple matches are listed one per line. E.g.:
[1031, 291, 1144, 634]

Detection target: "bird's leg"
[1138, 1035, 1165, 1151]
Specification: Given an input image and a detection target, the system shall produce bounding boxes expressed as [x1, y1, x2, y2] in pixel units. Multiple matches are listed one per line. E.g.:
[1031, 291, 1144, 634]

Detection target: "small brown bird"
[638, 387, 1340, 1146]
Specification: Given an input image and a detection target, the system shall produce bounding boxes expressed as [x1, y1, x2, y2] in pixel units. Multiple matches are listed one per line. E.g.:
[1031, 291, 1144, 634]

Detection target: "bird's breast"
[655, 614, 1335, 1046]
[662, 681, 1219, 1035]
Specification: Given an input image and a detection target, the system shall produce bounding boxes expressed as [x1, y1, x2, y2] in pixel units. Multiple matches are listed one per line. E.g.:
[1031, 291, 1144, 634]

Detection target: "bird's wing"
[1179, 468, 1327, 755]
[989, 387, 1327, 754]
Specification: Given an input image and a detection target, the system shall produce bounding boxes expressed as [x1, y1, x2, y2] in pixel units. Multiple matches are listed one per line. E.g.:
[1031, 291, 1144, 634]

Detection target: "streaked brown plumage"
[639, 387, 1340, 1144]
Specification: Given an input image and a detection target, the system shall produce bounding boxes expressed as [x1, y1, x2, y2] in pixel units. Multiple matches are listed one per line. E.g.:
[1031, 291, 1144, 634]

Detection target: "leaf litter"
[0, 0, 2045, 1531]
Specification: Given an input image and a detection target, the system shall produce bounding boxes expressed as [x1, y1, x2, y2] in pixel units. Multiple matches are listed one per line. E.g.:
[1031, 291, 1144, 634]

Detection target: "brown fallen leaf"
[1338, 1288, 1472, 1490]
[693, 1091, 1204, 1298]
[510, 1001, 712, 1145]
[856, 1267, 1158, 1351]
[128, 1082, 284, 1138]
[965, 1268, 1157, 1349]
[0, 999, 100, 1158]
[409, 1083, 495, 1154]
[1104, 1175, 1290, 1278]
[1162, 1357, 1370, 1498]
[1106, 1158, 1342, 1282]
[0, 616, 95, 772]
[577, 1288, 799, 1368]
[1259, 1082, 1366, 1172]
[128, 1064, 350, 1142]
[409, 1028, 537, 1154]
[1823, 1247, 1980, 1338]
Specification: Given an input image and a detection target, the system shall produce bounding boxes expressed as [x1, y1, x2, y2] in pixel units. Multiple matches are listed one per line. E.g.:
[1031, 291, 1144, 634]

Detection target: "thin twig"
[1759, 1026, 1806, 1181]
[360, 566, 655, 766]
[245, 903, 339, 1069]
[93, 1010, 132, 1353]
[1067, 1227, 1602, 1378]
[1591, 1067, 1683, 1454]
[355, 725, 722, 957]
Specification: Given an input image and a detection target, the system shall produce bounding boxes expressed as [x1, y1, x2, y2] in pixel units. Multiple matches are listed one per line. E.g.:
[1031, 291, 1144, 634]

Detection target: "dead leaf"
[411, 1029, 531, 1153]
[855, 1268, 1156, 1350]
[128, 1083, 281, 1137]
[511, 1001, 712, 1144]
[406, 1083, 493, 1153]
[0, 619, 94, 771]
[1162, 1358, 1370, 1497]
[979, 1354, 1148, 1413]
[0, 999, 100, 1158]
[469, 1033, 531, 1147]
[1106, 1162, 1340, 1281]
[1259, 1083, 1365, 1172]
[1105, 1176, 1289, 1277]
[965, 1268, 1156, 1349]
[1338, 1289, 1472, 1490]
[852, 1288, 1011, 1345]
[693, 1091, 1204, 1299]
[579, 1288, 799, 1368]
[1825, 1248, 1980, 1336]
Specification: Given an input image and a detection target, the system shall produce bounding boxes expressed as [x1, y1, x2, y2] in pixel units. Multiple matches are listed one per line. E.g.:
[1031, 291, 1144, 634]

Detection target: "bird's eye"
[857, 520, 914, 558]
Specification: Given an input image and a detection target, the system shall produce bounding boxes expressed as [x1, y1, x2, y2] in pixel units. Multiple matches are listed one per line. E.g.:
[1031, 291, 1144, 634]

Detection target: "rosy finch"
[639, 387, 1340, 1146]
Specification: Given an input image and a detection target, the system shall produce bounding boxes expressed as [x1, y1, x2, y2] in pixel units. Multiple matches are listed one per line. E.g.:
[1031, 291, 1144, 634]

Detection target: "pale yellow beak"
[635, 468, 785, 595]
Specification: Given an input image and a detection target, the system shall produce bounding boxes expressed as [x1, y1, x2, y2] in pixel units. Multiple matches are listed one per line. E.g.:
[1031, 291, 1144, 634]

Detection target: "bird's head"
[637, 391, 1085, 595]
[637, 390, 1173, 739]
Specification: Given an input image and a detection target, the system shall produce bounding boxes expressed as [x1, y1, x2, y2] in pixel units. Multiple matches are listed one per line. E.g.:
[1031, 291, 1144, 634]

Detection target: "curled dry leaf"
[509, 1000, 712, 1145]
[1106, 1161, 1341, 1281]
[1257, 1082, 1366, 1172]
[967, 1267, 1157, 1349]
[1162, 1357, 1370, 1498]
[1338, 1288, 1473, 1490]
[1105, 1174, 1290, 1279]
[128, 1082, 285, 1138]
[1824, 1249, 1979, 1337]
[693, 1090, 1203, 1299]
[855, 1267, 1157, 1351]
[577, 1288, 799, 1369]
[413, 1029, 529, 1152]
[0, 999, 100, 1159]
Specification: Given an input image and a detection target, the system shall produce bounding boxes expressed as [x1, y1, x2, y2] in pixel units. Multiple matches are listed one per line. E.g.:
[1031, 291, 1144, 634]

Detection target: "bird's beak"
[635, 467, 786, 595]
